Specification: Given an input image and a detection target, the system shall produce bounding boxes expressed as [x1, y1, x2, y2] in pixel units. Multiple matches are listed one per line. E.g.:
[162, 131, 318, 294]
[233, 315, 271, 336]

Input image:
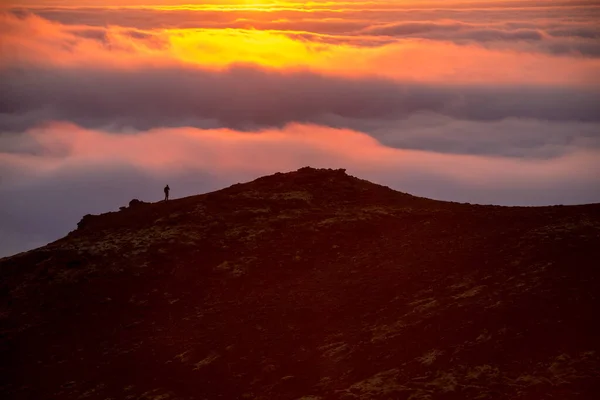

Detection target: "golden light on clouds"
[4, 11, 599, 86]
[168, 28, 326, 68]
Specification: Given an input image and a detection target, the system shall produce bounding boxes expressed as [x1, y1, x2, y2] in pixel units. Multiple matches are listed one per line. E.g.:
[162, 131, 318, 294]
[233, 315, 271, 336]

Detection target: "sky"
[1, 0, 599, 257]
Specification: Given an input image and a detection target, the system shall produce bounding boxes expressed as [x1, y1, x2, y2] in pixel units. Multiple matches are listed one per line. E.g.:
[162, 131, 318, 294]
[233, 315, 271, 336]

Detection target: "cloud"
[7, 2, 600, 57]
[314, 114, 600, 159]
[3, 12, 600, 82]
[1, 13, 599, 162]
[1, 63, 599, 135]
[358, 20, 600, 56]
[1, 11, 598, 161]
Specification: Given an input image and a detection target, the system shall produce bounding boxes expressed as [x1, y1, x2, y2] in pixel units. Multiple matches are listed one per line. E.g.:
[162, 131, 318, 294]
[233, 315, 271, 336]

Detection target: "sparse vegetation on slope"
[1, 167, 599, 399]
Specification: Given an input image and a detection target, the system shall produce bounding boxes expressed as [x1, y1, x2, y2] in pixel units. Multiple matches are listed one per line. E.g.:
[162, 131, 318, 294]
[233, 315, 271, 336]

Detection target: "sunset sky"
[1, 0, 599, 256]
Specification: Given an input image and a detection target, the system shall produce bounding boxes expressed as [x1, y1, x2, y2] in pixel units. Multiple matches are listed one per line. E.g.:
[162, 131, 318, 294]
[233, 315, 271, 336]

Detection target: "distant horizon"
[1, 0, 599, 257]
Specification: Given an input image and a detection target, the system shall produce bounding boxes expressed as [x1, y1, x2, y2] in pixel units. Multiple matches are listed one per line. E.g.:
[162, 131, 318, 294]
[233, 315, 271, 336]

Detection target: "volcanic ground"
[1, 167, 599, 399]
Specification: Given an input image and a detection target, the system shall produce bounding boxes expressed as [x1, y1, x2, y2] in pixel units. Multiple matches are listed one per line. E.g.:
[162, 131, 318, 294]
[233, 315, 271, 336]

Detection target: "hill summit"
[1, 167, 599, 399]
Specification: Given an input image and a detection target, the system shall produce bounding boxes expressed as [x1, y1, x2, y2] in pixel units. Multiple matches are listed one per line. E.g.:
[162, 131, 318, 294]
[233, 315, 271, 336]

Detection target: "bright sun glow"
[3, 10, 598, 86]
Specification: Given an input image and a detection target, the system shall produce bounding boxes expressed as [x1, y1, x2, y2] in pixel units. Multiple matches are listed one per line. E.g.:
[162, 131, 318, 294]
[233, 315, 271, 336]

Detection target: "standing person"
[164, 185, 170, 201]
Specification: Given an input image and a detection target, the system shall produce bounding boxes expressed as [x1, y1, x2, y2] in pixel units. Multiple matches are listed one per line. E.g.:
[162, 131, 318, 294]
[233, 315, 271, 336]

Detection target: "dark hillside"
[1, 167, 599, 399]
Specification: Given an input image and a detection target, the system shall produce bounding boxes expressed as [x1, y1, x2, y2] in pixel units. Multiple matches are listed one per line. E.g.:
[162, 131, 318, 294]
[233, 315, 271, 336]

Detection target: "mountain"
[1, 167, 599, 400]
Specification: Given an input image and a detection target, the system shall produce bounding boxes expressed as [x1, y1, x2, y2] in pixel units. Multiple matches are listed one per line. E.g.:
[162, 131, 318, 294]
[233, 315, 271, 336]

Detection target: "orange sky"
[6, 1, 595, 13]
[2, 10, 599, 86]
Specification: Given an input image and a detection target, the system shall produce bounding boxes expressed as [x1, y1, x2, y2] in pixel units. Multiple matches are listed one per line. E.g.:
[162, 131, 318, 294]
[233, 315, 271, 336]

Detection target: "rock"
[76, 213, 97, 230]
[128, 199, 149, 208]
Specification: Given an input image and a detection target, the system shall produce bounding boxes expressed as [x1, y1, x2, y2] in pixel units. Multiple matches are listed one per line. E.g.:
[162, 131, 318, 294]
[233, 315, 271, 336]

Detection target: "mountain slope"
[1, 167, 599, 399]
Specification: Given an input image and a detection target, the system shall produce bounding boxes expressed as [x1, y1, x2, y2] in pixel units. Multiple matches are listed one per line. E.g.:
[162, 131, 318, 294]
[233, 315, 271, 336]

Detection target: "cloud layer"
[10, 1, 600, 57]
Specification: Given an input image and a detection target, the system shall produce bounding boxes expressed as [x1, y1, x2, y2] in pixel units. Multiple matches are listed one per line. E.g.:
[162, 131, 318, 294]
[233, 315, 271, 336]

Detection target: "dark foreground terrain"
[1, 167, 599, 399]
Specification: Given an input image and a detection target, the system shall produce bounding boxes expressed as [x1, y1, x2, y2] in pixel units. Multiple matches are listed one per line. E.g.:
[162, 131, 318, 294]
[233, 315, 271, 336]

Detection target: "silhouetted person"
[164, 185, 170, 201]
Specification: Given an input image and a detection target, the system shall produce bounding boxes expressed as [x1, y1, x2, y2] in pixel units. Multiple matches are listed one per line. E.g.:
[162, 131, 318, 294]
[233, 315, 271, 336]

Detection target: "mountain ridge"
[1, 167, 599, 399]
